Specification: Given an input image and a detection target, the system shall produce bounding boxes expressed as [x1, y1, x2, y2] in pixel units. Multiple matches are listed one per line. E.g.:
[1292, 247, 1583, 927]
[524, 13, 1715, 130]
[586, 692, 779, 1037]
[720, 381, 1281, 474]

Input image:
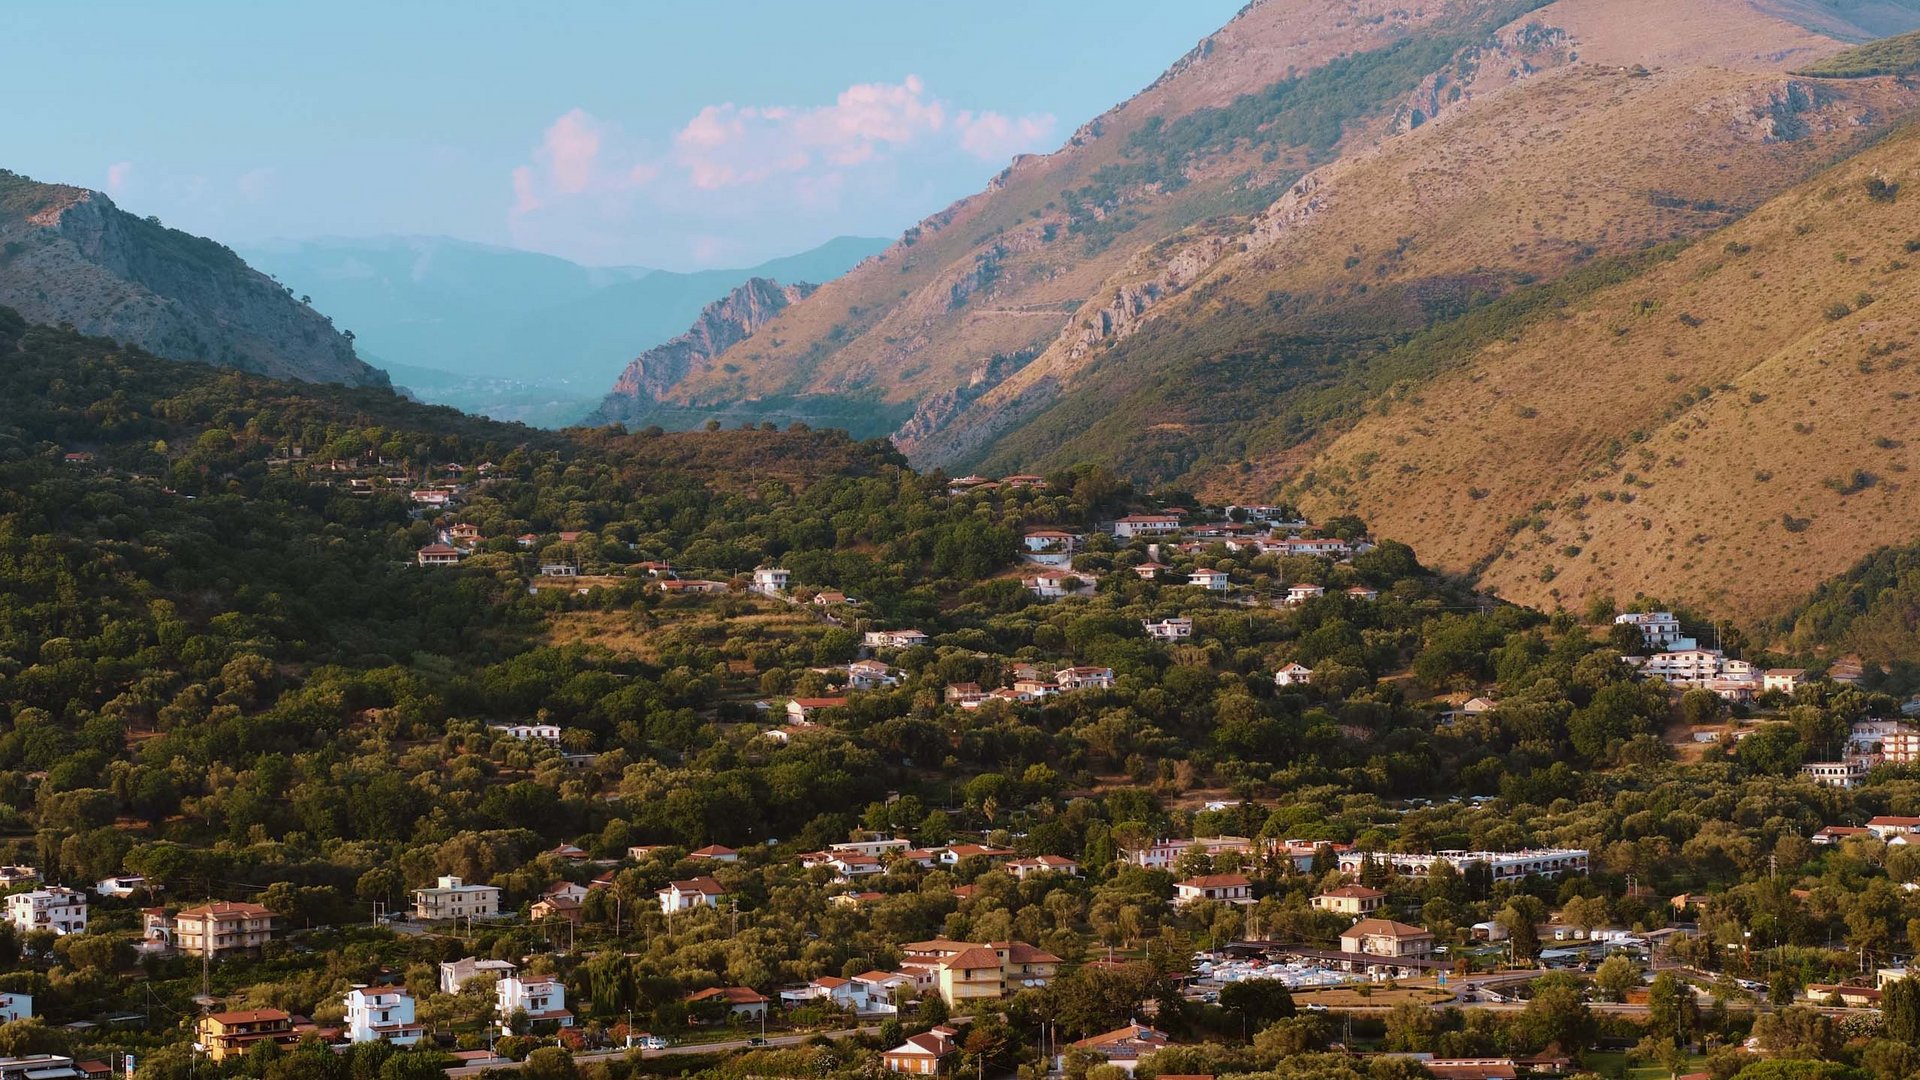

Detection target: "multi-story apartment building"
[5, 887, 87, 936]
[175, 901, 276, 958]
[195, 1010, 297, 1062]
[344, 987, 425, 1045]
[411, 876, 500, 921]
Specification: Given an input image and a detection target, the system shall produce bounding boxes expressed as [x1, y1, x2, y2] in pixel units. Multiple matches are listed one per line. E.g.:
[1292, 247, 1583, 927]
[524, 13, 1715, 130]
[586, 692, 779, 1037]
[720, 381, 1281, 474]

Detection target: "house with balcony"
[196, 1010, 298, 1063]
[1174, 874, 1253, 906]
[174, 901, 276, 958]
[440, 957, 517, 994]
[5, 888, 86, 937]
[1143, 618, 1193, 640]
[412, 876, 500, 921]
[1313, 885, 1387, 917]
[659, 877, 728, 914]
[1339, 919, 1435, 960]
[883, 1025, 960, 1074]
[497, 975, 572, 1033]
[344, 987, 425, 1045]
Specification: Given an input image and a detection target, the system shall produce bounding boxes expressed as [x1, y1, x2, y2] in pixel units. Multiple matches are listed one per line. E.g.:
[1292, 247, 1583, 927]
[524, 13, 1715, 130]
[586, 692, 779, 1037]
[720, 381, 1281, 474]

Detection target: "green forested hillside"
[4, 307, 1920, 1079]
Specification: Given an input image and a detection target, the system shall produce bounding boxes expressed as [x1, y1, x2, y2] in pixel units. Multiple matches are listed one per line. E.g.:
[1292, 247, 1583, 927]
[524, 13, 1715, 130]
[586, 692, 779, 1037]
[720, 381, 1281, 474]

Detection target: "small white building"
[846, 660, 900, 689]
[1113, 514, 1182, 539]
[1174, 874, 1253, 906]
[1024, 572, 1077, 598]
[440, 956, 517, 995]
[0, 993, 31, 1024]
[1188, 568, 1231, 592]
[1274, 663, 1313, 687]
[659, 877, 728, 914]
[94, 875, 152, 899]
[1801, 760, 1869, 789]
[1056, 666, 1116, 691]
[497, 975, 572, 1033]
[344, 987, 425, 1045]
[863, 629, 929, 650]
[6, 887, 87, 936]
[1614, 611, 1693, 650]
[752, 567, 792, 593]
[1142, 618, 1193, 641]
[1764, 668, 1808, 694]
[1285, 583, 1326, 605]
[490, 722, 561, 743]
[1023, 530, 1080, 553]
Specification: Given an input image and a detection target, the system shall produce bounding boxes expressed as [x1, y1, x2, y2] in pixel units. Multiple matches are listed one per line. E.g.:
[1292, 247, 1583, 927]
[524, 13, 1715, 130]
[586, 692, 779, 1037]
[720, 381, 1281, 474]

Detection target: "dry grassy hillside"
[655, 0, 1510, 415]
[937, 0, 1920, 472]
[1295, 119, 1920, 622]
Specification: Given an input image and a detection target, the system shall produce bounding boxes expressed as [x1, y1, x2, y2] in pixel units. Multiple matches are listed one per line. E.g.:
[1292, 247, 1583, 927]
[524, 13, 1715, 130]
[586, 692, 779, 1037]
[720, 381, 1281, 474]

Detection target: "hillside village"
[14, 371, 1920, 1080]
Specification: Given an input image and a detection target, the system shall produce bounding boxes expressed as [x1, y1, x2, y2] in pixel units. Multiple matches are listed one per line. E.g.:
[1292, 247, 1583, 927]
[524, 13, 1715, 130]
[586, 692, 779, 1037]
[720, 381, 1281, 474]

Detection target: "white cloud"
[505, 78, 1057, 265]
[236, 168, 275, 202]
[539, 108, 601, 194]
[105, 161, 133, 195]
[956, 111, 1058, 162]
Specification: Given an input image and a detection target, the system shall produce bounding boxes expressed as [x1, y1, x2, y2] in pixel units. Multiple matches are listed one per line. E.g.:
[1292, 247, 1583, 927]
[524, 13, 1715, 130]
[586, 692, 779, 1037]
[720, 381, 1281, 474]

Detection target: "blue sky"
[3, 1, 1243, 269]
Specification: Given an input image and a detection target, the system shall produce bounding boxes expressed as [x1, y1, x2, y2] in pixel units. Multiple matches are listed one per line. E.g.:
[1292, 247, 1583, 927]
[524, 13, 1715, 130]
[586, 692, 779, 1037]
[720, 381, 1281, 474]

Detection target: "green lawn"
[1582, 1050, 1708, 1079]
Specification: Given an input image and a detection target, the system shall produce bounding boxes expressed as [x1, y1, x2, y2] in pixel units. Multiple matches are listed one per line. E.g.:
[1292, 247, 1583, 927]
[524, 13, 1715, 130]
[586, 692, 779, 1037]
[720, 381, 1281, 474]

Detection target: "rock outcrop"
[590, 277, 815, 424]
[0, 170, 386, 387]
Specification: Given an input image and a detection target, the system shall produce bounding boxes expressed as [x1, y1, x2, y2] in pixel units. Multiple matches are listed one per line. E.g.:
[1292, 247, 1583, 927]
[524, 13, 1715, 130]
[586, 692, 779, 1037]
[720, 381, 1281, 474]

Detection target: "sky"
[2, 1, 1244, 270]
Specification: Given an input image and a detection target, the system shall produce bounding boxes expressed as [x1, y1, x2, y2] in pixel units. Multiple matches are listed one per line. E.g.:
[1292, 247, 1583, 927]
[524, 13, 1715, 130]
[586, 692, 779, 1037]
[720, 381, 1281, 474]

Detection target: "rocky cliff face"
[590, 277, 815, 424]
[0, 171, 385, 387]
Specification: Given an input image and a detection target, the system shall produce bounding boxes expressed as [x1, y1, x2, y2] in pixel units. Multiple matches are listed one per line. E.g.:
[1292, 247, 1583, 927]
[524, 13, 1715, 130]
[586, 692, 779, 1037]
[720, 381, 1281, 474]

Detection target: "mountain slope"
[0, 170, 385, 387]
[625, 0, 1920, 465]
[589, 278, 816, 427]
[638, 0, 1531, 433]
[1293, 116, 1920, 621]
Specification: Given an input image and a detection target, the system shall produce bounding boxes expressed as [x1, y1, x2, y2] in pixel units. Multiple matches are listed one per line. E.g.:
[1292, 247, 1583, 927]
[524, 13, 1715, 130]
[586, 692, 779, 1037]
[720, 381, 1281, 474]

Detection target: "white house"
[412, 876, 501, 921]
[1056, 666, 1116, 691]
[1006, 855, 1081, 880]
[1024, 572, 1078, 598]
[1188, 568, 1231, 592]
[490, 722, 561, 743]
[1142, 618, 1193, 640]
[1800, 760, 1869, 789]
[1023, 530, 1080, 552]
[497, 976, 572, 1033]
[752, 567, 792, 593]
[344, 987, 425, 1045]
[1274, 663, 1313, 687]
[863, 629, 929, 650]
[94, 875, 152, 898]
[6, 887, 87, 936]
[1345, 586, 1380, 602]
[1614, 611, 1693, 650]
[659, 877, 728, 914]
[1174, 874, 1254, 906]
[1764, 668, 1808, 694]
[846, 660, 900, 689]
[0, 994, 31, 1024]
[1113, 514, 1182, 538]
[1285, 583, 1326, 605]
[440, 957, 517, 995]
[416, 543, 462, 567]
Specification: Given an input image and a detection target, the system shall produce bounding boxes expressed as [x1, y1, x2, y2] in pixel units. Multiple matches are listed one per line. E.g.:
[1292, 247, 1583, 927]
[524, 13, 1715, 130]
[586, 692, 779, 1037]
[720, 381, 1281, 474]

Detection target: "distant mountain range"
[241, 234, 889, 424]
[0, 169, 384, 387]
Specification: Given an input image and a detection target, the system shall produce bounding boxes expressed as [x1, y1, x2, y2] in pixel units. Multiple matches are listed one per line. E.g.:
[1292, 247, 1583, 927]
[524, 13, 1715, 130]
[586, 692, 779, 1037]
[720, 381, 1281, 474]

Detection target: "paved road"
[444, 1024, 883, 1077]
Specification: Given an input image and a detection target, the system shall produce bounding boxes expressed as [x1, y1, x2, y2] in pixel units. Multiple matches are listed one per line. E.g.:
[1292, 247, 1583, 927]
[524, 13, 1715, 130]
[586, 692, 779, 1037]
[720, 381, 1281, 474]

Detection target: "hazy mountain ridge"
[245, 234, 887, 424]
[0, 170, 386, 387]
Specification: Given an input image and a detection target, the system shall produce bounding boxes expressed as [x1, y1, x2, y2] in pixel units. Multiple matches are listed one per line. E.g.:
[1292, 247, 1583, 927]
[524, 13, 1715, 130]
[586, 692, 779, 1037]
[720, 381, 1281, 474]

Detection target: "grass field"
[1582, 1050, 1708, 1079]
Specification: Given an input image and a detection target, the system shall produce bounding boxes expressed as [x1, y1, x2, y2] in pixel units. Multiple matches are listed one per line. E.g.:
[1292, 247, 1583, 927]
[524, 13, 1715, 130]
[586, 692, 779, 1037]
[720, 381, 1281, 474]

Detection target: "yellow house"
[901, 940, 1061, 1004]
[196, 1009, 297, 1062]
